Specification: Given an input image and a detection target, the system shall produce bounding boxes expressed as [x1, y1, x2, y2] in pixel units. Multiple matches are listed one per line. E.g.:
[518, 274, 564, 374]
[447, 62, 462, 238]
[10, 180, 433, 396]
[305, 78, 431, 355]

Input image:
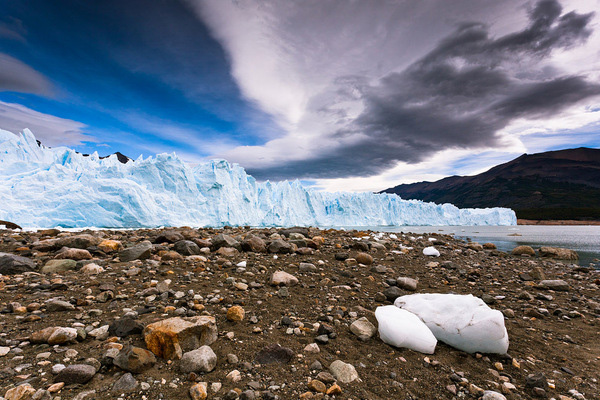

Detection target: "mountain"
[0, 128, 516, 228]
[381, 148, 600, 221]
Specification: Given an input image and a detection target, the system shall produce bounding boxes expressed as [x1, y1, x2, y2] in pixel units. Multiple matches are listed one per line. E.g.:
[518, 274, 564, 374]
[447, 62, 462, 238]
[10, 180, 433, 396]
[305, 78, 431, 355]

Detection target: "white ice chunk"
[394, 294, 509, 354]
[375, 305, 437, 354]
[423, 246, 440, 256]
[0, 129, 518, 228]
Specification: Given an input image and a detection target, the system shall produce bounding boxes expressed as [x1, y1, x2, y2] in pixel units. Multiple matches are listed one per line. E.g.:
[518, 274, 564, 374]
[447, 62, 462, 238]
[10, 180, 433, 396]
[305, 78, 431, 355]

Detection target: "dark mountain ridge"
[381, 147, 600, 220]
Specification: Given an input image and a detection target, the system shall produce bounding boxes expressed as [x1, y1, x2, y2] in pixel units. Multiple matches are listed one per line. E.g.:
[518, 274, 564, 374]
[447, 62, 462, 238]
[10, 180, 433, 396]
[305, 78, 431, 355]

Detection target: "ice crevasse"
[0, 129, 517, 228]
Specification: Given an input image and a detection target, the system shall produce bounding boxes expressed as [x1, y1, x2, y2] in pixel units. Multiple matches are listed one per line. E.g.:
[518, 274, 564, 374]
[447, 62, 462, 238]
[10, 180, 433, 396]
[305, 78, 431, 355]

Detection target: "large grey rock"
[54, 364, 96, 384]
[41, 259, 77, 274]
[119, 241, 152, 262]
[46, 299, 75, 312]
[271, 270, 298, 286]
[173, 240, 201, 256]
[539, 279, 570, 291]
[482, 391, 507, 400]
[267, 239, 293, 254]
[0, 253, 36, 275]
[180, 346, 217, 373]
[154, 231, 184, 244]
[56, 234, 100, 249]
[539, 246, 578, 260]
[212, 234, 241, 251]
[241, 235, 266, 252]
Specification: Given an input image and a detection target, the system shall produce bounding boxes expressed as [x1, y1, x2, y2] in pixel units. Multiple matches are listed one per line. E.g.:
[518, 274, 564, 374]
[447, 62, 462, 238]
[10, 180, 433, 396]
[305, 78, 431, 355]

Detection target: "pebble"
[329, 360, 359, 383]
[180, 346, 217, 373]
[112, 372, 139, 393]
[227, 305, 245, 322]
[54, 364, 96, 384]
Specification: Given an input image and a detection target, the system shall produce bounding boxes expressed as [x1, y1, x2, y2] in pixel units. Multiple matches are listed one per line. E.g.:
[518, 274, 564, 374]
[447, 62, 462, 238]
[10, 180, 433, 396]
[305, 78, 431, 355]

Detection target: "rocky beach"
[0, 226, 598, 400]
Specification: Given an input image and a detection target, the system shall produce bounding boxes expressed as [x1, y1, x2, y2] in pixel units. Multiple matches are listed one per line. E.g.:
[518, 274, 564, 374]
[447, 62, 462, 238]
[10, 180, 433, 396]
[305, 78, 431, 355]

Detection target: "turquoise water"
[342, 225, 600, 267]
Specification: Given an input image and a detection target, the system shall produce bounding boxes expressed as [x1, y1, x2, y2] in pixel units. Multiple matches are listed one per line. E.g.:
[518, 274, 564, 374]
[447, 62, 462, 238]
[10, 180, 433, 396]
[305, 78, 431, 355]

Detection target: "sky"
[1, 0, 599, 192]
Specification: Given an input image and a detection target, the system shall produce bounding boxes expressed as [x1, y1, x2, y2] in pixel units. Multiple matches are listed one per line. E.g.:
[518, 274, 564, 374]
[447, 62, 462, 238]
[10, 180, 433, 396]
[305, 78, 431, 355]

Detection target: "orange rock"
[144, 316, 217, 360]
[47, 382, 65, 393]
[326, 384, 342, 395]
[98, 239, 123, 253]
[308, 379, 327, 393]
[4, 383, 36, 400]
[189, 382, 207, 400]
[226, 306, 245, 322]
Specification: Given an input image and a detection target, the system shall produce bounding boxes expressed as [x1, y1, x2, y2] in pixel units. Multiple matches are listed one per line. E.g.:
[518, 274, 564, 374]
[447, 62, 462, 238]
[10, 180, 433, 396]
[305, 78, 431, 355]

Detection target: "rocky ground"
[0, 226, 598, 400]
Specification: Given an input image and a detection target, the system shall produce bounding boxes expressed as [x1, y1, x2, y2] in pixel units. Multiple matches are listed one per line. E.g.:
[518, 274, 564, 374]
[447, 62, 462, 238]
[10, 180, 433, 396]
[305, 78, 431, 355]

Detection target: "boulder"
[55, 247, 92, 260]
[119, 241, 152, 262]
[56, 234, 100, 249]
[0, 253, 36, 275]
[355, 252, 373, 265]
[97, 240, 122, 253]
[511, 246, 535, 256]
[539, 246, 578, 260]
[0, 220, 22, 230]
[54, 364, 96, 384]
[538, 279, 570, 291]
[211, 234, 241, 251]
[154, 231, 184, 244]
[267, 239, 293, 254]
[113, 346, 156, 373]
[41, 259, 77, 274]
[144, 316, 217, 359]
[241, 235, 267, 252]
[173, 240, 201, 256]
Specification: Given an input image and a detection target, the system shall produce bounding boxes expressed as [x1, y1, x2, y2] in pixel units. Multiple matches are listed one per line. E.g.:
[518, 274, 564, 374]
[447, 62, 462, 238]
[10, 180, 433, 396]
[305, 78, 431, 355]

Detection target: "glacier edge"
[0, 129, 517, 228]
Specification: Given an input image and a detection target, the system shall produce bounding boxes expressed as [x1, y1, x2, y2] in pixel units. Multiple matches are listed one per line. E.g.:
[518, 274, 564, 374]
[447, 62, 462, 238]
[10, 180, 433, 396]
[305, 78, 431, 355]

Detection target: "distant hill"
[381, 147, 600, 221]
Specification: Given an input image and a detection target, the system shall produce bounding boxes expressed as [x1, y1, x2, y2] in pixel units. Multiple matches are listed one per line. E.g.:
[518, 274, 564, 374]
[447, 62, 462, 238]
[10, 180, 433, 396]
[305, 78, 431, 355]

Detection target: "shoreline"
[0, 226, 598, 399]
[517, 219, 600, 226]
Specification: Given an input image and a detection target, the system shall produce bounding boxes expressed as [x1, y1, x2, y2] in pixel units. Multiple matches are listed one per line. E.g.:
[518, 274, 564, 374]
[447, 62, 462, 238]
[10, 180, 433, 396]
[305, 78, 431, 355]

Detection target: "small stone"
[326, 384, 342, 395]
[80, 263, 104, 274]
[308, 379, 326, 393]
[482, 391, 507, 400]
[143, 316, 217, 359]
[396, 277, 418, 291]
[41, 259, 77, 274]
[98, 239, 122, 253]
[538, 280, 570, 291]
[54, 364, 96, 384]
[47, 382, 65, 393]
[526, 372, 548, 389]
[349, 317, 377, 340]
[355, 252, 373, 265]
[118, 241, 152, 262]
[88, 325, 110, 340]
[108, 317, 144, 337]
[4, 383, 36, 400]
[189, 382, 208, 400]
[55, 247, 92, 260]
[0, 346, 10, 356]
[271, 270, 298, 286]
[180, 346, 217, 373]
[113, 346, 156, 373]
[227, 306, 245, 322]
[112, 373, 138, 393]
[329, 360, 359, 383]
[304, 343, 320, 353]
[226, 369, 241, 382]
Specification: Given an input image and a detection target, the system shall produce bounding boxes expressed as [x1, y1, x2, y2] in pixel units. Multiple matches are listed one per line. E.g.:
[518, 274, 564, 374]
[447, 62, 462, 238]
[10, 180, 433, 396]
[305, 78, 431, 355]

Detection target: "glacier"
[0, 129, 517, 228]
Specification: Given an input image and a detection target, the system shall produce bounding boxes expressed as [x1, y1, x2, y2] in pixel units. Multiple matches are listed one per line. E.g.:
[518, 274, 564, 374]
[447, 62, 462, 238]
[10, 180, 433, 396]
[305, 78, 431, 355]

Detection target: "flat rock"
[54, 364, 96, 384]
[56, 234, 100, 249]
[46, 299, 75, 312]
[539, 246, 578, 260]
[4, 383, 36, 400]
[0, 252, 36, 275]
[539, 280, 570, 291]
[180, 345, 217, 373]
[144, 316, 217, 359]
[41, 259, 77, 274]
[329, 360, 359, 383]
[118, 241, 152, 262]
[31, 327, 77, 345]
[254, 343, 294, 365]
[349, 317, 377, 340]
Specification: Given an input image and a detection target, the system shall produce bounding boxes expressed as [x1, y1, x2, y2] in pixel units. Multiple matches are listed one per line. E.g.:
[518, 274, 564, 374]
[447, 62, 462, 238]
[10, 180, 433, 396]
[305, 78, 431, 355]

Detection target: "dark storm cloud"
[247, 0, 600, 181]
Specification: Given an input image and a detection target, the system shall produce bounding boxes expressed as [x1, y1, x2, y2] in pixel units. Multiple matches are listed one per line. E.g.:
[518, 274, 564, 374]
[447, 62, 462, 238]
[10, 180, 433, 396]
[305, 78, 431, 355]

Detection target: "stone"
[212, 234, 241, 251]
[226, 369, 241, 382]
[254, 344, 294, 365]
[329, 360, 359, 383]
[512, 246, 535, 256]
[267, 239, 293, 254]
[355, 252, 373, 265]
[46, 299, 75, 312]
[55, 247, 92, 260]
[467, 242, 484, 251]
[54, 364, 96, 384]
[304, 343, 320, 353]
[299, 262, 317, 272]
[349, 317, 377, 340]
[88, 325, 110, 340]
[539, 246, 578, 260]
[113, 346, 157, 373]
[0, 346, 10, 356]
[144, 316, 217, 359]
[41, 259, 77, 274]
[118, 241, 152, 262]
[112, 373, 138, 393]
[47, 383, 64, 393]
[525, 372, 548, 389]
[174, 240, 201, 256]
[189, 382, 208, 400]
[241, 235, 267, 252]
[98, 239, 122, 253]
[482, 391, 507, 400]
[326, 384, 342, 395]
[383, 286, 404, 301]
[4, 383, 36, 400]
[483, 243, 497, 250]
[154, 231, 184, 244]
[80, 263, 104, 274]
[396, 277, 418, 291]
[539, 280, 570, 291]
[56, 234, 100, 249]
[108, 317, 144, 337]
[308, 379, 326, 393]
[0, 253, 36, 275]
[271, 270, 298, 286]
[31, 327, 77, 345]
[227, 306, 245, 322]
[180, 346, 217, 373]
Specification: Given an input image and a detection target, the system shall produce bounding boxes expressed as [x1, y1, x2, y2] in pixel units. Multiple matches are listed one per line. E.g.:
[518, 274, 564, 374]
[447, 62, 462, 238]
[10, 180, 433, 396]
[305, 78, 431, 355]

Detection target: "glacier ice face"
[394, 293, 509, 354]
[0, 129, 517, 228]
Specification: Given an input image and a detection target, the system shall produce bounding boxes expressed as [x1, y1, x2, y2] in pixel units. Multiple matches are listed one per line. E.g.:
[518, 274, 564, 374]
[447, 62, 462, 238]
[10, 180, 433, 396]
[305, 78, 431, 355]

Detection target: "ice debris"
[0, 129, 517, 228]
[394, 294, 509, 354]
[422, 246, 440, 256]
[375, 305, 437, 354]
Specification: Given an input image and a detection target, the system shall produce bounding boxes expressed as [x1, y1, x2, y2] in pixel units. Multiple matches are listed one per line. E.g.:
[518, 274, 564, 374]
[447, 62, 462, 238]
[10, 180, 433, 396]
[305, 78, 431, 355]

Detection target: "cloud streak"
[0, 53, 52, 95]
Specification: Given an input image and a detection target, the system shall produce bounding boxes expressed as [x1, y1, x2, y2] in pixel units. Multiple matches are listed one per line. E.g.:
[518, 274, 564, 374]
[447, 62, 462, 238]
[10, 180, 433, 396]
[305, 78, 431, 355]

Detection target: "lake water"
[342, 225, 600, 267]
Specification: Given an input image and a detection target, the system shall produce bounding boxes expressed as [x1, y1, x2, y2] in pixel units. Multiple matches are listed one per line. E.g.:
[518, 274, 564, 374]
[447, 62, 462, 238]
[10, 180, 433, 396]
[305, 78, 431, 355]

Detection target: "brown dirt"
[0, 227, 598, 400]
